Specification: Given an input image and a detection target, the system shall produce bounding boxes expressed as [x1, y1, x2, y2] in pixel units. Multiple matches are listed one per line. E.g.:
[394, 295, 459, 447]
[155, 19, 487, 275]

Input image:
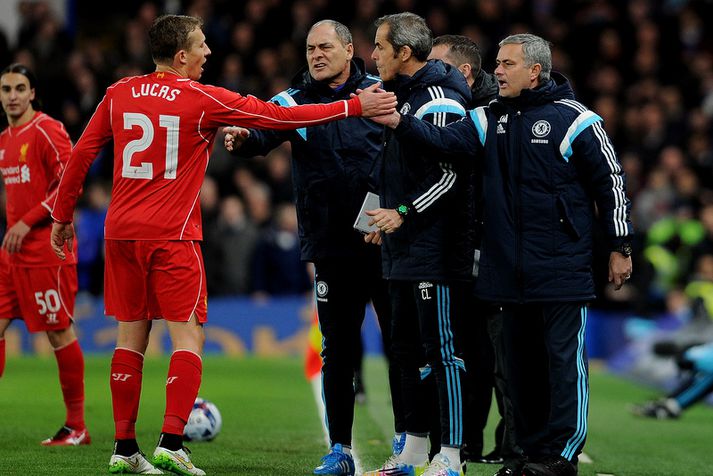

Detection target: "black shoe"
[523, 456, 577, 476]
[494, 468, 521, 476]
[494, 459, 525, 476]
[461, 444, 483, 463]
[478, 450, 504, 464]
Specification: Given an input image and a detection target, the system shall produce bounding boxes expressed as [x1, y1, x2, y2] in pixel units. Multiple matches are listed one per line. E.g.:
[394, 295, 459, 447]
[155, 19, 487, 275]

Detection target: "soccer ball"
[183, 397, 222, 442]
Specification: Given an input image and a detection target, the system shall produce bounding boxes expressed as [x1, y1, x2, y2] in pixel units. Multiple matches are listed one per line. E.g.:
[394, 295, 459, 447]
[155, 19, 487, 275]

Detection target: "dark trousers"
[390, 280, 467, 447]
[314, 254, 403, 446]
[501, 302, 589, 463]
[462, 301, 517, 459]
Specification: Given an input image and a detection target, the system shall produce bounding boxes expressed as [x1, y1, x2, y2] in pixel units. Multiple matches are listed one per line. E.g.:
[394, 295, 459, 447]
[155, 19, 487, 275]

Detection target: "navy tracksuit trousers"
[315, 254, 403, 447]
[390, 280, 467, 448]
[501, 302, 589, 463]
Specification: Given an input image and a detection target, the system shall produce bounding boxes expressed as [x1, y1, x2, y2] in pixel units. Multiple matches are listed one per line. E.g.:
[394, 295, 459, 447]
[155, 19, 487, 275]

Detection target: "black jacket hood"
[470, 69, 499, 107]
[386, 60, 472, 105]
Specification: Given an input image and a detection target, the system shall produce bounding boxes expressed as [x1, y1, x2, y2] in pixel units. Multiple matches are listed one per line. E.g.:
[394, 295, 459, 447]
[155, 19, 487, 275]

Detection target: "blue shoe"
[392, 433, 406, 455]
[314, 444, 355, 475]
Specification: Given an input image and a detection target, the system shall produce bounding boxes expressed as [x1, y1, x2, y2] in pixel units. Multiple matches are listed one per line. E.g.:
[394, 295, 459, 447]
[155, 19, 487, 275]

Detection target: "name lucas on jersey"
[131, 83, 181, 101]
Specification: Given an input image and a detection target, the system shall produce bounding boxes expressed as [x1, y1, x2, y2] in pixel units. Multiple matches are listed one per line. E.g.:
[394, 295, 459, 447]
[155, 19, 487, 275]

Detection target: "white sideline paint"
[580, 452, 593, 464]
[310, 376, 330, 448]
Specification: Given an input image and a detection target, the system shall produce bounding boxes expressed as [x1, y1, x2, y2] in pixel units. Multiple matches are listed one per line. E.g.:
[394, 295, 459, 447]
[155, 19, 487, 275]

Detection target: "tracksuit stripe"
[412, 163, 456, 212]
[562, 306, 589, 460]
[437, 284, 462, 446]
[677, 373, 713, 407]
[557, 99, 629, 239]
[592, 122, 628, 237]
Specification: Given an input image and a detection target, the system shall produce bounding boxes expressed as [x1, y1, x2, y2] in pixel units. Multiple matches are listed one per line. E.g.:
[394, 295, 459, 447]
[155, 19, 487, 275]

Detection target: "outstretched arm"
[373, 110, 482, 158]
[202, 82, 397, 130]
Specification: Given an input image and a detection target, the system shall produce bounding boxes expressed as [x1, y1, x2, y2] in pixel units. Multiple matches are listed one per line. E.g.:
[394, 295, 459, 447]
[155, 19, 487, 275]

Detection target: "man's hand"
[50, 222, 75, 261]
[608, 251, 633, 291]
[355, 82, 397, 117]
[370, 111, 401, 129]
[1, 220, 31, 254]
[223, 126, 250, 152]
[364, 230, 382, 246]
[366, 208, 403, 234]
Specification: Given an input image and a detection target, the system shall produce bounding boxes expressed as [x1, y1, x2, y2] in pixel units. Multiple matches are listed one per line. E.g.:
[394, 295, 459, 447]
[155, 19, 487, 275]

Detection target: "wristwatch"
[613, 242, 633, 258]
[396, 204, 410, 219]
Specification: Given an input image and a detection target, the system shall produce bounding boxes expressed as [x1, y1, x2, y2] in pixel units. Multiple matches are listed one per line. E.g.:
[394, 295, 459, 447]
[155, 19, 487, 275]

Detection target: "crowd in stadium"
[1, 1, 713, 476]
[0, 0, 711, 312]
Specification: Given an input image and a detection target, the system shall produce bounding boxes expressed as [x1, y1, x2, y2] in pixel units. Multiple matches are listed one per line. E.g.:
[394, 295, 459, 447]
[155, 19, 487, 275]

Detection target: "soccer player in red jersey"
[50, 14, 396, 475]
[0, 63, 89, 447]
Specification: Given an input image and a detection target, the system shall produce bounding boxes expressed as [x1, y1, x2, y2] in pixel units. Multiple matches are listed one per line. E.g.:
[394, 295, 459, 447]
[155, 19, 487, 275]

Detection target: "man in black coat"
[224, 20, 401, 476]
[364, 13, 473, 476]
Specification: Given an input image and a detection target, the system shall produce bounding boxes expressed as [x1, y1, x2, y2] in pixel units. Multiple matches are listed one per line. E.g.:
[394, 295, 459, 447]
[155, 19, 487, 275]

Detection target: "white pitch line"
[579, 452, 593, 464]
[352, 446, 363, 475]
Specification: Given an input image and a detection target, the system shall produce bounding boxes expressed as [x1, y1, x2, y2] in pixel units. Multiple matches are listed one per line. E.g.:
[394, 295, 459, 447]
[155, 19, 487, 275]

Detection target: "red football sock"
[0, 338, 6, 378]
[54, 339, 86, 430]
[162, 350, 202, 435]
[110, 348, 144, 440]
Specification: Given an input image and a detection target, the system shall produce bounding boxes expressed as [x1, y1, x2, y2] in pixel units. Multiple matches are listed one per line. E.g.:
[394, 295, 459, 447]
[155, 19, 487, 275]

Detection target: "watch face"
[397, 205, 408, 215]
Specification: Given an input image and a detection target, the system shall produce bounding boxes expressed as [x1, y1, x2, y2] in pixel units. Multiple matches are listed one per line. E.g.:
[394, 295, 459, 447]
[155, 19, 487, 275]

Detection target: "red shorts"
[0, 251, 77, 333]
[105, 240, 207, 323]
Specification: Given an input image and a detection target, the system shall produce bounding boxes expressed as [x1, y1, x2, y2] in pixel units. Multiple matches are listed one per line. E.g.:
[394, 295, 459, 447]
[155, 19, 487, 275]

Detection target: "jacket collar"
[291, 58, 368, 99]
[490, 71, 574, 114]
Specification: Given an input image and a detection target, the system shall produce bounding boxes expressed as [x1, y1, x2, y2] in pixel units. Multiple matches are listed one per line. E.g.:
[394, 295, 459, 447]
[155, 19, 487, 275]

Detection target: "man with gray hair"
[224, 19, 403, 476]
[371, 33, 634, 476]
[365, 12, 473, 476]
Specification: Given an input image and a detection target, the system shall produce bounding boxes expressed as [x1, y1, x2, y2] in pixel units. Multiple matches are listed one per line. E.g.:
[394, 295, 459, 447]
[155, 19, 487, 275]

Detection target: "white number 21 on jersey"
[122, 113, 179, 180]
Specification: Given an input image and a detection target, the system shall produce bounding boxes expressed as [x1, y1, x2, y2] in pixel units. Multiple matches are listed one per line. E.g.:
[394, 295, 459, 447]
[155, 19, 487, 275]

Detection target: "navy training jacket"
[380, 60, 475, 281]
[394, 72, 634, 302]
[235, 59, 384, 262]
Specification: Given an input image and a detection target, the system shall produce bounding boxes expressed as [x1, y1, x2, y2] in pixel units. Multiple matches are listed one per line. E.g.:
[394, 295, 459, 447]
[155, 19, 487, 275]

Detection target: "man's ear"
[530, 63, 542, 82]
[459, 63, 472, 80]
[175, 49, 188, 67]
[345, 43, 354, 61]
[400, 45, 413, 62]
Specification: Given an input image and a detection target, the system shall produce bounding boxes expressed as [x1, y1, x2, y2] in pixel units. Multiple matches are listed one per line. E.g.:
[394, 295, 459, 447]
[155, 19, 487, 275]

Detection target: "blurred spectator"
[217, 196, 259, 295]
[251, 203, 310, 298]
[74, 181, 110, 296]
[1, 0, 711, 301]
[200, 176, 223, 295]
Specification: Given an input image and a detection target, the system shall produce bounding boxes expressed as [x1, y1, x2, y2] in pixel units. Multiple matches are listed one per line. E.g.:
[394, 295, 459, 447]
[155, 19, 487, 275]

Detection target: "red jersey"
[52, 71, 362, 241]
[0, 112, 75, 267]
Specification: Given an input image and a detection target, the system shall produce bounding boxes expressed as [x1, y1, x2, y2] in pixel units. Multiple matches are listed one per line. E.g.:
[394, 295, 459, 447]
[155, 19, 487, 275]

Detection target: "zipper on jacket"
[514, 110, 524, 302]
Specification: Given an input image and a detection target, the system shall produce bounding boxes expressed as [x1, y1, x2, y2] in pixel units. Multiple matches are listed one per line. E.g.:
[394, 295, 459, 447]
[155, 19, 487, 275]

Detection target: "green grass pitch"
[0, 356, 711, 475]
